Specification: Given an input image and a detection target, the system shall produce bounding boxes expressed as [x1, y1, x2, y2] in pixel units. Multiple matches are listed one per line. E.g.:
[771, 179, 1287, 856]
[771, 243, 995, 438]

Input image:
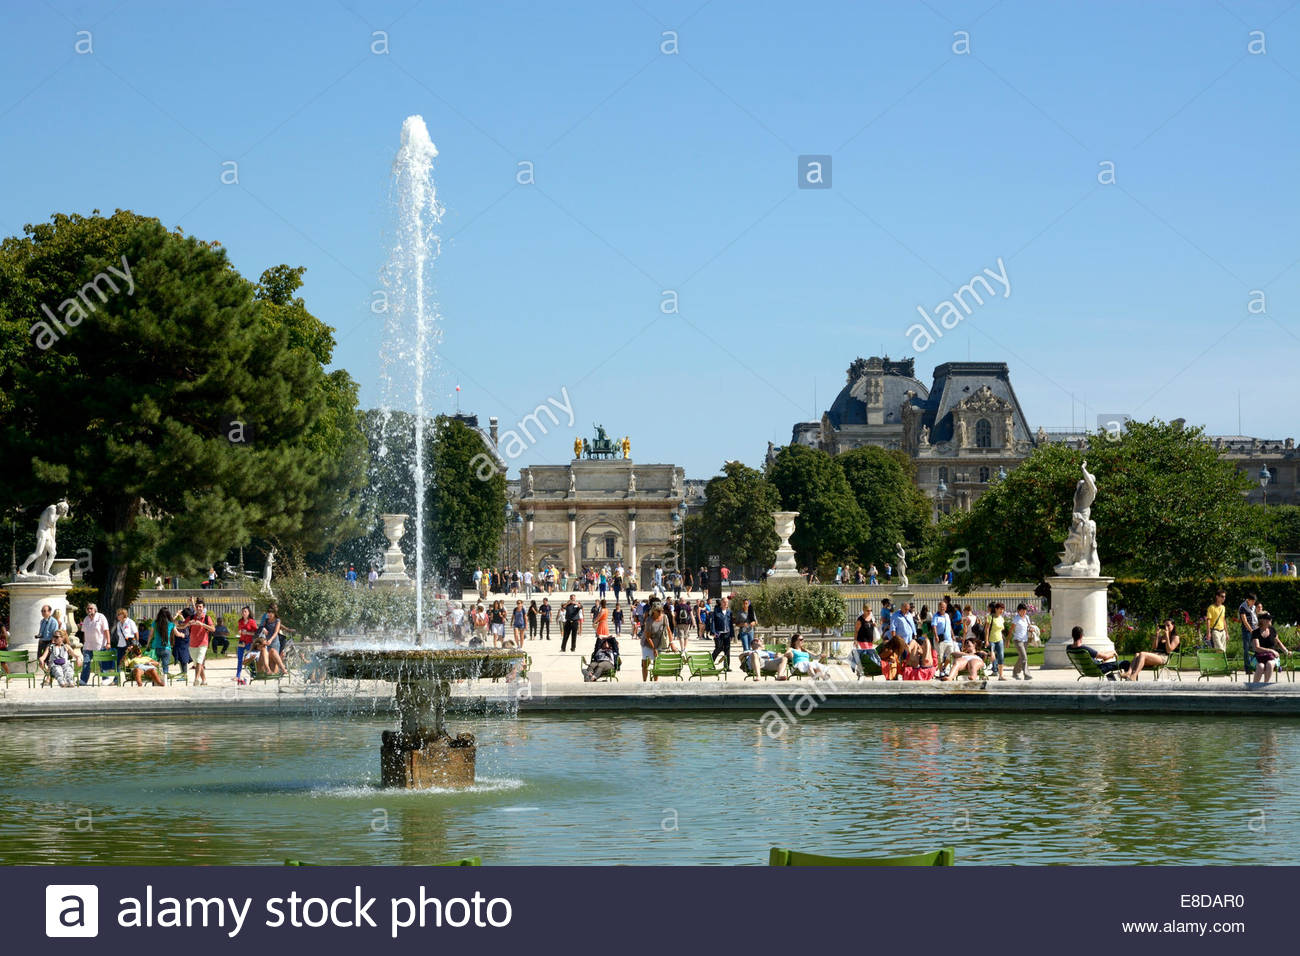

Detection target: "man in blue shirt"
[891, 602, 917, 645]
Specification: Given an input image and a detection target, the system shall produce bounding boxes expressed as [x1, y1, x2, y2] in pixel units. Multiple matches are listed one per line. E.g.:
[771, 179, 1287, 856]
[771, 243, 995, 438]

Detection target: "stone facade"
[512, 459, 687, 586]
[786, 356, 1299, 512]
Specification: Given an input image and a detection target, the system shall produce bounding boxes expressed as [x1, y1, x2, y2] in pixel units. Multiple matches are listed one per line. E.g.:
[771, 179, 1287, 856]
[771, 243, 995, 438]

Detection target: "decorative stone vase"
[769, 511, 802, 578]
[375, 513, 412, 588]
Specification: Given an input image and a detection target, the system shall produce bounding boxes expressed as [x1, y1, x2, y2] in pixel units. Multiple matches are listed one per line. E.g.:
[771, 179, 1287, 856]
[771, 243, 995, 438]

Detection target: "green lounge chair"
[1196, 648, 1237, 682]
[580, 654, 620, 681]
[686, 651, 726, 680]
[88, 649, 119, 686]
[0, 650, 36, 689]
[768, 846, 954, 866]
[285, 857, 481, 866]
[1066, 647, 1116, 681]
[649, 651, 684, 681]
[855, 649, 883, 681]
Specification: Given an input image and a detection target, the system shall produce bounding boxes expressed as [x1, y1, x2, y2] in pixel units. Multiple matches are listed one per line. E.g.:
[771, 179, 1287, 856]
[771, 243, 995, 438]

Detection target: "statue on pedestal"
[627, 470, 636, 494]
[622, 436, 631, 459]
[17, 499, 70, 579]
[574, 436, 583, 459]
[1055, 460, 1100, 577]
[524, 470, 534, 496]
[895, 542, 909, 589]
[261, 547, 277, 598]
[568, 468, 576, 496]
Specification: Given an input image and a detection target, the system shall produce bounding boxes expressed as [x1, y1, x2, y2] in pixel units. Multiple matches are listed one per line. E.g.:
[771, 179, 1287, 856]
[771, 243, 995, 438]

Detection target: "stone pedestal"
[375, 513, 412, 589]
[380, 731, 477, 789]
[1042, 575, 1115, 668]
[769, 511, 802, 579]
[3, 558, 75, 651]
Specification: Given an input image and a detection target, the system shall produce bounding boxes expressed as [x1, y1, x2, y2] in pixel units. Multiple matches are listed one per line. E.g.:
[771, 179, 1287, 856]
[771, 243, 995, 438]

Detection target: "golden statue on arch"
[621, 436, 631, 459]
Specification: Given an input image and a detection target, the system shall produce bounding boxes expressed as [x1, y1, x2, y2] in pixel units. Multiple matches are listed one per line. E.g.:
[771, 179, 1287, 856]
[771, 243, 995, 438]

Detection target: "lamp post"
[1260, 466, 1272, 507]
[935, 478, 949, 522]
[513, 512, 523, 569]
[997, 465, 1008, 482]
[503, 502, 513, 568]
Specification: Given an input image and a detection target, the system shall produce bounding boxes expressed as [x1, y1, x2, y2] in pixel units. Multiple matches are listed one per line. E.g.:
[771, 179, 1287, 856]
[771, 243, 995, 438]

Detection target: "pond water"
[2, 712, 1296, 865]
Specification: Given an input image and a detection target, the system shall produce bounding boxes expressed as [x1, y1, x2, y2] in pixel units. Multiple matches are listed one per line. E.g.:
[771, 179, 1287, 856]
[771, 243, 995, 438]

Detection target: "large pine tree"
[0, 211, 365, 609]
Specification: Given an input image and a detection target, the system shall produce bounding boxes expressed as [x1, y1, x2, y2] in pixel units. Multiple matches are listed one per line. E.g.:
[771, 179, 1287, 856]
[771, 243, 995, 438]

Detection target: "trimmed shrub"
[733, 582, 846, 631]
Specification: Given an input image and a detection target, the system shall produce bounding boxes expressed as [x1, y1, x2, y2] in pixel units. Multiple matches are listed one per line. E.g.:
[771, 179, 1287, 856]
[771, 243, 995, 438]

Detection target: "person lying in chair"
[584, 633, 620, 681]
[939, 638, 984, 681]
[787, 634, 831, 679]
[1068, 626, 1127, 676]
[120, 639, 165, 686]
[744, 635, 790, 680]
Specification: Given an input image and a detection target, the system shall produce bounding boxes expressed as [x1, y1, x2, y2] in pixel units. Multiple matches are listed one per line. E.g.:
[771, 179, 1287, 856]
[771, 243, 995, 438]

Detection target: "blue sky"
[4, 0, 1299, 478]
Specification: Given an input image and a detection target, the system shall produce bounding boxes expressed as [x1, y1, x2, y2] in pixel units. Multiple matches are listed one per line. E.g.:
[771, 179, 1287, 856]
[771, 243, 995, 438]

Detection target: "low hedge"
[1108, 577, 1300, 626]
[731, 582, 846, 631]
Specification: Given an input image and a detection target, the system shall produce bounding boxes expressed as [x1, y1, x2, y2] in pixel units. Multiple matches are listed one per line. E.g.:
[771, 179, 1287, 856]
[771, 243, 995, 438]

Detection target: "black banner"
[14, 866, 1285, 954]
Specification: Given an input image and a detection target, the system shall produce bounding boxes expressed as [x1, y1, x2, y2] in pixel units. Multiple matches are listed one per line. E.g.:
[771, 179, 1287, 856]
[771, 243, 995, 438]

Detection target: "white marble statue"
[524, 469, 534, 496]
[920, 425, 930, 446]
[568, 468, 576, 495]
[628, 470, 637, 494]
[261, 547, 277, 598]
[895, 542, 909, 589]
[1055, 460, 1100, 576]
[17, 499, 70, 579]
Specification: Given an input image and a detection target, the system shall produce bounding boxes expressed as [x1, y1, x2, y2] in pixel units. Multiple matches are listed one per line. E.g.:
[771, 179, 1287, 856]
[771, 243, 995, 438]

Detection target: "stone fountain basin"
[323, 647, 525, 683]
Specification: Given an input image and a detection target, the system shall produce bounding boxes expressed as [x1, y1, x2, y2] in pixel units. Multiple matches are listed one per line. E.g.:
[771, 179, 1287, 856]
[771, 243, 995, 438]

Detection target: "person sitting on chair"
[1251, 612, 1290, 684]
[1125, 619, 1179, 681]
[250, 635, 286, 677]
[39, 630, 77, 687]
[939, 638, 985, 681]
[1068, 626, 1127, 676]
[584, 632, 620, 681]
[120, 639, 165, 686]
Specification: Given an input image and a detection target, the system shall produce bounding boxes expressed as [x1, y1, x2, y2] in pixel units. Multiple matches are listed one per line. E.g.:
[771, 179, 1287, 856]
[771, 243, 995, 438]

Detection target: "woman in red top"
[235, 606, 258, 682]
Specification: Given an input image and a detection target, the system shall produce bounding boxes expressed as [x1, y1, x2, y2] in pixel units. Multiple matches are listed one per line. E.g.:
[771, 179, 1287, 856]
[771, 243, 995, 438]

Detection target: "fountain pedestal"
[324, 648, 523, 789]
[374, 513, 412, 589]
[769, 511, 802, 579]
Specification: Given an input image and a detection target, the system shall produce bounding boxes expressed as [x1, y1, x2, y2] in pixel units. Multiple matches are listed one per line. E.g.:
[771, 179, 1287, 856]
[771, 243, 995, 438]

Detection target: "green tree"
[427, 415, 506, 579]
[837, 446, 932, 567]
[766, 444, 869, 569]
[1262, 504, 1300, 558]
[697, 461, 780, 574]
[931, 420, 1259, 589]
[0, 211, 364, 609]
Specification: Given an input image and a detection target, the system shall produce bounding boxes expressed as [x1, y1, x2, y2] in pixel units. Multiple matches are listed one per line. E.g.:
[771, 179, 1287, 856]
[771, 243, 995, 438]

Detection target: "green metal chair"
[580, 654, 620, 681]
[88, 649, 120, 686]
[649, 651, 684, 681]
[855, 650, 883, 681]
[1066, 647, 1115, 681]
[769, 846, 954, 866]
[0, 650, 37, 689]
[1196, 648, 1237, 682]
[685, 651, 726, 680]
[285, 857, 481, 866]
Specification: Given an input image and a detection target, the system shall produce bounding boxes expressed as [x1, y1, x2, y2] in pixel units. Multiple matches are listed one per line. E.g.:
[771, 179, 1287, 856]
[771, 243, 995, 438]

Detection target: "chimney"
[489, 416, 499, 448]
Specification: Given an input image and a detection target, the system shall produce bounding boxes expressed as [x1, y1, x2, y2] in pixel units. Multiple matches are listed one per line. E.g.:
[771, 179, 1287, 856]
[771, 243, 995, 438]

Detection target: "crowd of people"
[469, 562, 712, 602]
[14, 596, 294, 687]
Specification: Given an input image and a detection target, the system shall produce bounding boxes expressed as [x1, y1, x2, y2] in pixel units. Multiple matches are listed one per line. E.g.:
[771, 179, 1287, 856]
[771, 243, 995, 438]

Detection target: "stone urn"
[770, 511, 801, 578]
[375, 513, 412, 588]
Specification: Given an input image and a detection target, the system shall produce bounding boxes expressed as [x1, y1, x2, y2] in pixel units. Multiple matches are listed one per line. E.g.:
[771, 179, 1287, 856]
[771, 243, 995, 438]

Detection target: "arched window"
[937, 467, 948, 484]
[979, 466, 990, 483]
[975, 418, 992, 448]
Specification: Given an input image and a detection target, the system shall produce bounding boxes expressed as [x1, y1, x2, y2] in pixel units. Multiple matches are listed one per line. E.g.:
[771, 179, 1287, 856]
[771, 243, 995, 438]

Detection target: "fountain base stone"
[380, 730, 477, 789]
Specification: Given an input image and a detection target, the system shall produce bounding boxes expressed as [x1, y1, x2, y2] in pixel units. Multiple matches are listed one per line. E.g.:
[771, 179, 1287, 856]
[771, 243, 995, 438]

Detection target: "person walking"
[987, 601, 1007, 680]
[236, 606, 257, 682]
[152, 608, 175, 677]
[78, 603, 111, 685]
[710, 597, 734, 672]
[736, 597, 757, 654]
[1010, 602, 1033, 680]
[1204, 589, 1228, 651]
[111, 608, 139, 675]
[35, 604, 58, 665]
[187, 600, 215, 685]
[512, 600, 528, 646]
[539, 598, 552, 640]
[561, 594, 582, 652]
[527, 600, 538, 641]
[613, 603, 624, 636]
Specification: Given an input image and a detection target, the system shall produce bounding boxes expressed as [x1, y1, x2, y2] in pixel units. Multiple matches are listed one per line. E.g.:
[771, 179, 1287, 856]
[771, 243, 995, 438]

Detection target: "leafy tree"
[766, 444, 869, 569]
[697, 461, 780, 574]
[1262, 505, 1300, 559]
[0, 211, 365, 609]
[837, 445, 932, 567]
[427, 415, 506, 580]
[931, 420, 1259, 590]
